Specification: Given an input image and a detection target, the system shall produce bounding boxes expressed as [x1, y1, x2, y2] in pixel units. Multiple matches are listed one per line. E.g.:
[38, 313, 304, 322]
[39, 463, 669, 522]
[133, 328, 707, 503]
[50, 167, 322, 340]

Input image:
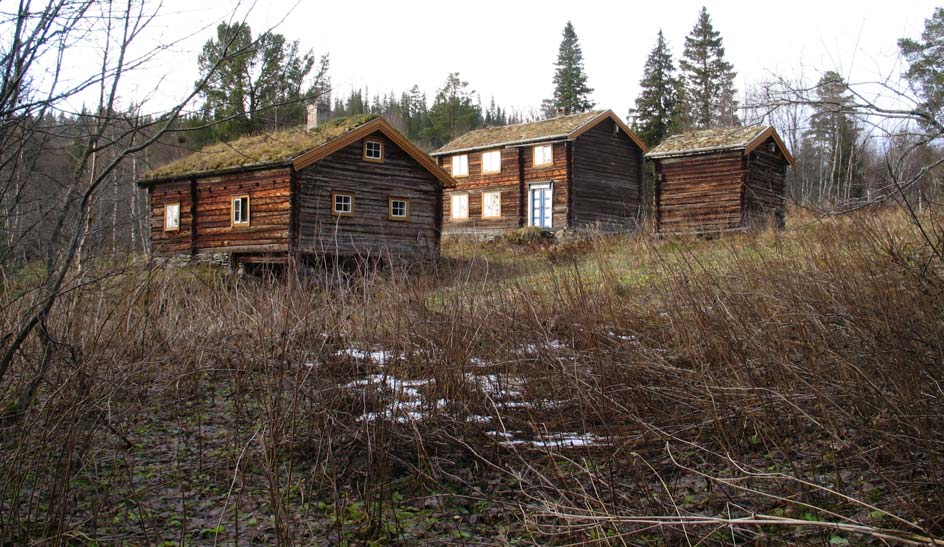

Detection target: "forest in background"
[1, 6, 941, 271]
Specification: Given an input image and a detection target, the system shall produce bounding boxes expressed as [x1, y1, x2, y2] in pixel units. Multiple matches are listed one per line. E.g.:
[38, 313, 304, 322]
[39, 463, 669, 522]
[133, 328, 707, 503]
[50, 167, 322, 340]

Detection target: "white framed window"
[482, 191, 501, 218]
[533, 144, 553, 167]
[389, 197, 409, 221]
[332, 192, 354, 216]
[451, 193, 469, 220]
[164, 202, 180, 231]
[451, 154, 469, 177]
[481, 150, 501, 174]
[363, 139, 383, 162]
[232, 195, 250, 226]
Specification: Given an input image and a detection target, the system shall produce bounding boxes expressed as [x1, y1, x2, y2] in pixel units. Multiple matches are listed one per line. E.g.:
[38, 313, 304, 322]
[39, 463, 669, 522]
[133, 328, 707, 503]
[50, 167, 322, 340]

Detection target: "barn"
[137, 115, 454, 270]
[430, 110, 648, 236]
[646, 125, 795, 234]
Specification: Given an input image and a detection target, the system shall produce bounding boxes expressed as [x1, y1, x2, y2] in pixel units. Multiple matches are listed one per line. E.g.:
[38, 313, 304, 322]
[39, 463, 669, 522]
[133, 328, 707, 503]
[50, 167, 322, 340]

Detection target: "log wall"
[296, 131, 440, 260]
[571, 117, 644, 232]
[440, 147, 521, 235]
[192, 167, 292, 254]
[654, 152, 746, 234]
[149, 179, 193, 255]
[743, 137, 787, 229]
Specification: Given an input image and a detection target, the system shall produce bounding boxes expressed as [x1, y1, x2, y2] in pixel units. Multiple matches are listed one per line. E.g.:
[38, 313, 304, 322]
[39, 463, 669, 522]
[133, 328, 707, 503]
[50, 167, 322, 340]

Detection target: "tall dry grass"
[0, 207, 942, 545]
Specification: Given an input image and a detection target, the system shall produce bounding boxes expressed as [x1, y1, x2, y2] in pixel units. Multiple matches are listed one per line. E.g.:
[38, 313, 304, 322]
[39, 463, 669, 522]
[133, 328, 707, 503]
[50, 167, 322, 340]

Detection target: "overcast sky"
[68, 0, 940, 121]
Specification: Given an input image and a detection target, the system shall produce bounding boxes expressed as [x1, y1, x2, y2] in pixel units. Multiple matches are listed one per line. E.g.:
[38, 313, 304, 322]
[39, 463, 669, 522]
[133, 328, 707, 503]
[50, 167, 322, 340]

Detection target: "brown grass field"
[1, 207, 942, 546]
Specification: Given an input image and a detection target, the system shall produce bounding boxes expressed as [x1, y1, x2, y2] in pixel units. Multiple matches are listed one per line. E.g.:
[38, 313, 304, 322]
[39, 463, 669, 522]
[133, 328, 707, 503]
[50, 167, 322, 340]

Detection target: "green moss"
[146, 114, 376, 179]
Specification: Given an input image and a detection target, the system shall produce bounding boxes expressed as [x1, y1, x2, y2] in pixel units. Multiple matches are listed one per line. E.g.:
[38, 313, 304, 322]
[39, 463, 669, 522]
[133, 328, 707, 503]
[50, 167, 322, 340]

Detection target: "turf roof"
[432, 110, 604, 155]
[646, 125, 770, 158]
[144, 114, 377, 180]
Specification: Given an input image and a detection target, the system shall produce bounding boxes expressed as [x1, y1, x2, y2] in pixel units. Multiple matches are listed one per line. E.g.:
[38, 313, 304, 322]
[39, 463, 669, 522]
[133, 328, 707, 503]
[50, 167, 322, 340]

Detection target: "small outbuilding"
[646, 125, 795, 234]
[137, 115, 454, 269]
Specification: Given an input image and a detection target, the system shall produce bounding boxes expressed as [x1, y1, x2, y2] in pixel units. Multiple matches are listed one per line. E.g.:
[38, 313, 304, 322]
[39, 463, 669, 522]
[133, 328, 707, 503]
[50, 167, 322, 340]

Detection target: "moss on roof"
[646, 125, 768, 158]
[432, 110, 604, 155]
[145, 114, 377, 180]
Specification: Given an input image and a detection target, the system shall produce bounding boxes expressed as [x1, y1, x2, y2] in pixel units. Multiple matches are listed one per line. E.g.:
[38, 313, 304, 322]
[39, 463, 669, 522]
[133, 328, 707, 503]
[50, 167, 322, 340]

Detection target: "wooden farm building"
[429, 110, 648, 236]
[646, 125, 795, 234]
[138, 115, 454, 269]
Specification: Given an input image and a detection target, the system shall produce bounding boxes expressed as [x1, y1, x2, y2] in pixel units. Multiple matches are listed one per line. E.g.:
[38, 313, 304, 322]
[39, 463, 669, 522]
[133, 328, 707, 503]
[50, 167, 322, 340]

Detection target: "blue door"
[529, 185, 552, 228]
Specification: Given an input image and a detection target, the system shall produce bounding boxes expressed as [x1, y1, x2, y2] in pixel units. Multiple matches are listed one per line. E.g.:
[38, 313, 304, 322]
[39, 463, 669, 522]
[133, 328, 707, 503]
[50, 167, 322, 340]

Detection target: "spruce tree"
[632, 30, 682, 147]
[548, 21, 594, 116]
[679, 7, 739, 128]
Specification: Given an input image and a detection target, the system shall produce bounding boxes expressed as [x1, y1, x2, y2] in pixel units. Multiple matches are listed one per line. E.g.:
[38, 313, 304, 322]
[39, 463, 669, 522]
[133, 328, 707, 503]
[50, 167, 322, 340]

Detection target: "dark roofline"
[430, 110, 647, 157]
[646, 126, 795, 167]
[137, 118, 457, 188]
[135, 160, 292, 187]
[430, 133, 570, 157]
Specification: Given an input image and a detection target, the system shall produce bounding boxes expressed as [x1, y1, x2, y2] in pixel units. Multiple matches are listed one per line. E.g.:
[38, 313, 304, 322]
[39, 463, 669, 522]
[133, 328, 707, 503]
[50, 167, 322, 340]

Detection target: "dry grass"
[0, 207, 942, 545]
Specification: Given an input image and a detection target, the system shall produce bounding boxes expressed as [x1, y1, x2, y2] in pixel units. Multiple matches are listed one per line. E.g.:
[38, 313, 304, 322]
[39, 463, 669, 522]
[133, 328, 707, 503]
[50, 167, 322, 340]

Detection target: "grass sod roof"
[144, 114, 377, 180]
[645, 125, 771, 159]
[431, 110, 605, 156]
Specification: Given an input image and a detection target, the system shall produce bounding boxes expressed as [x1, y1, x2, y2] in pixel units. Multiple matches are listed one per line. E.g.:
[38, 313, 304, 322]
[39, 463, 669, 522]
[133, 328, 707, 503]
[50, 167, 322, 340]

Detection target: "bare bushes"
[1, 209, 942, 545]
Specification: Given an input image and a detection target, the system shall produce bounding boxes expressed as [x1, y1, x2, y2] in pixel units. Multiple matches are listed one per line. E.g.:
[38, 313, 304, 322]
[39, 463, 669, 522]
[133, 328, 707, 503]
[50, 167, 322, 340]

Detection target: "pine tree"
[899, 7, 944, 124]
[805, 71, 861, 203]
[632, 30, 682, 147]
[424, 73, 482, 147]
[548, 21, 594, 116]
[196, 23, 319, 139]
[679, 7, 739, 128]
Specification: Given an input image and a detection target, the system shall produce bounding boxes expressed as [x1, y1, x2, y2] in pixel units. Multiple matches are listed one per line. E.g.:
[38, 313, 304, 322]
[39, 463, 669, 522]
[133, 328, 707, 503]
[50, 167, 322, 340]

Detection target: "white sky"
[63, 0, 940, 120]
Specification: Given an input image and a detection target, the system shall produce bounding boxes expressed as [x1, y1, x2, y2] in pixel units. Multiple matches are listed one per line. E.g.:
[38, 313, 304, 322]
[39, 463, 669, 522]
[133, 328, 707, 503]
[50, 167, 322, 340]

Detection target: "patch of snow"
[486, 430, 607, 448]
[335, 348, 397, 365]
[606, 331, 639, 342]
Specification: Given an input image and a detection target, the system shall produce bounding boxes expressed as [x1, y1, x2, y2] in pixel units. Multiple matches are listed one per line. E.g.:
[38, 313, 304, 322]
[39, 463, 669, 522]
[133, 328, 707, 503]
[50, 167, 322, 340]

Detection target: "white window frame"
[481, 150, 502, 174]
[451, 193, 469, 220]
[363, 139, 383, 162]
[533, 144, 553, 167]
[451, 154, 469, 177]
[232, 195, 250, 226]
[332, 192, 354, 216]
[528, 182, 553, 229]
[481, 191, 501, 219]
[388, 197, 409, 221]
[164, 202, 180, 231]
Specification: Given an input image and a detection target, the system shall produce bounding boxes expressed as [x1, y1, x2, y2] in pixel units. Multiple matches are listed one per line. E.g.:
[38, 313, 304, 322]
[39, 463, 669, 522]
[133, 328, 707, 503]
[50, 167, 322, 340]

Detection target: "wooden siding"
[296, 132, 440, 260]
[441, 148, 521, 235]
[743, 137, 787, 229]
[149, 179, 193, 255]
[654, 152, 746, 234]
[192, 167, 292, 253]
[522, 142, 568, 230]
[571, 117, 644, 232]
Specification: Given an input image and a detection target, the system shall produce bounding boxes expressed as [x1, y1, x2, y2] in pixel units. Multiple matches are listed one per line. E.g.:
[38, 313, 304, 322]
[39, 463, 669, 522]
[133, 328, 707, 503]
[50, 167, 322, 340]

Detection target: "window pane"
[451, 155, 468, 176]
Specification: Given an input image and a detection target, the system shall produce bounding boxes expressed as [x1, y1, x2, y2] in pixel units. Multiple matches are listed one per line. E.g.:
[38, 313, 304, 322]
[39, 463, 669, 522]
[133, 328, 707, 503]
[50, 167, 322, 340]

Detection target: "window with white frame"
[164, 202, 180, 231]
[364, 139, 383, 161]
[451, 154, 469, 177]
[481, 150, 501, 174]
[482, 191, 501, 218]
[533, 144, 553, 167]
[389, 197, 409, 220]
[332, 192, 354, 216]
[451, 193, 469, 219]
[232, 196, 249, 225]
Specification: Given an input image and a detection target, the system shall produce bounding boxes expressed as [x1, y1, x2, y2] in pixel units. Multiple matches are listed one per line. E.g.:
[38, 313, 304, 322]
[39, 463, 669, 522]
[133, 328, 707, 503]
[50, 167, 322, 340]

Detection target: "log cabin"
[646, 125, 795, 235]
[429, 110, 648, 236]
[137, 115, 454, 270]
